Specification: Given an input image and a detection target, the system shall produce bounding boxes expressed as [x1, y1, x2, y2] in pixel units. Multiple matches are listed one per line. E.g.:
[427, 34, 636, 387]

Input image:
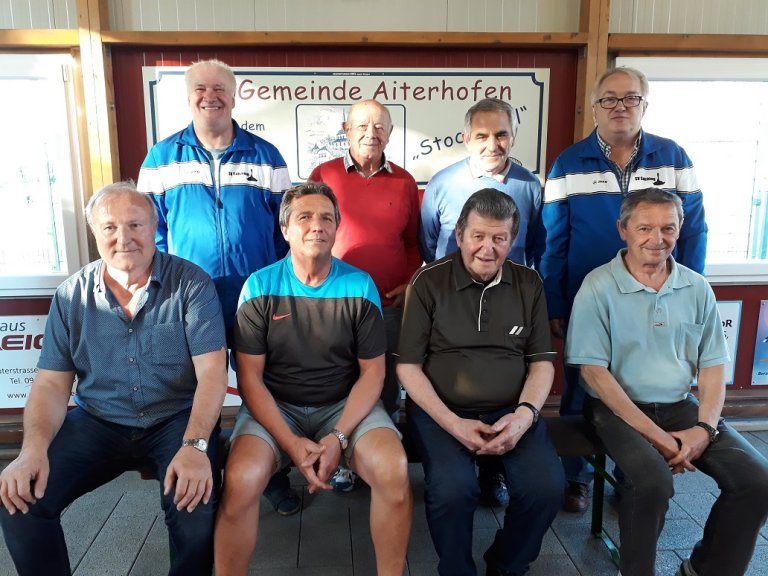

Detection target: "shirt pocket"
[504, 325, 532, 353]
[149, 322, 189, 365]
[676, 322, 704, 362]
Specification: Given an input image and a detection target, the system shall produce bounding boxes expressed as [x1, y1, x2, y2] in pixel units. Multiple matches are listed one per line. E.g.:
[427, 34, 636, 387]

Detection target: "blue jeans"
[0, 407, 219, 576]
[409, 404, 564, 576]
[585, 395, 768, 576]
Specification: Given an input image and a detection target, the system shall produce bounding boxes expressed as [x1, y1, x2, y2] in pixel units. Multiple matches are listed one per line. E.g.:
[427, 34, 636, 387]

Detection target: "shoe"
[265, 485, 301, 516]
[679, 558, 698, 576]
[263, 468, 301, 516]
[479, 473, 510, 508]
[330, 466, 356, 492]
[563, 481, 589, 513]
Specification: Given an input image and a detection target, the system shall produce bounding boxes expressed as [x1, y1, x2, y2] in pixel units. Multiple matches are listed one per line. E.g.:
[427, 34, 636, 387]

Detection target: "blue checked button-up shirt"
[38, 251, 226, 428]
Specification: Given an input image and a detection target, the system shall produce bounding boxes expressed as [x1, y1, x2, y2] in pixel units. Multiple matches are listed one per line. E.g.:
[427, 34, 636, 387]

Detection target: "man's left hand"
[669, 426, 711, 468]
[384, 284, 408, 308]
[476, 410, 533, 456]
[163, 447, 213, 512]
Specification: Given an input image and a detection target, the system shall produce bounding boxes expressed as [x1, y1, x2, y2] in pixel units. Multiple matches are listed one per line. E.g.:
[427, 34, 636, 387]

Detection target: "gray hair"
[185, 59, 236, 97]
[591, 66, 650, 104]
[463, 98, 518, 137]
[85, 180, 158, 228]
[619, 188, 684, 229]
[279, 181, 341, 229]
[456, 188, 520, 240]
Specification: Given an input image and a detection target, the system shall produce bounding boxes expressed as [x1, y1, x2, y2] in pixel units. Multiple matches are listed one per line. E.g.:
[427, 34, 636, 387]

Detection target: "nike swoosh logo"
[272, 313, 291, 320]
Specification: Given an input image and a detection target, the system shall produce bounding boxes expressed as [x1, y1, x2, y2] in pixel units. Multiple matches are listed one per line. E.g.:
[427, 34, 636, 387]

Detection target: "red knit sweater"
[309, 157, 422, 307]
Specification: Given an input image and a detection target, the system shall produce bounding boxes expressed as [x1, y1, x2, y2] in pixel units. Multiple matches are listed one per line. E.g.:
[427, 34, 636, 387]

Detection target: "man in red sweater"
[309, 99, 421, 491]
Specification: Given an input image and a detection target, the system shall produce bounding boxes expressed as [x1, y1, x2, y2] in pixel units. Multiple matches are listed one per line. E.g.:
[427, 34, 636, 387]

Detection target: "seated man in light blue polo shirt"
[566, 188, 768, 576]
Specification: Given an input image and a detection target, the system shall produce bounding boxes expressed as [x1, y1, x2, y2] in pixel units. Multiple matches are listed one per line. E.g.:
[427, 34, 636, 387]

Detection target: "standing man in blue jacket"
[137, 59, 299, 516]
[535, 66, 708, 512]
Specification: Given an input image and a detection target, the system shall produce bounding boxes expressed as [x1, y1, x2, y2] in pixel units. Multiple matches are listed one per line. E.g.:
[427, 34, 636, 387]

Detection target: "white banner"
[143, 67, 549, 184]
[0, 315, 45, 408]
[717, 301, 741, 386]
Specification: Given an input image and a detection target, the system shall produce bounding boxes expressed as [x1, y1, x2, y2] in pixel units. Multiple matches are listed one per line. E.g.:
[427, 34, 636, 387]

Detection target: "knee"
[426, 469, 479, 510]
[220, 454, 272, 512]
[625, 466, 674, 504]
[366, 449, 411, 499]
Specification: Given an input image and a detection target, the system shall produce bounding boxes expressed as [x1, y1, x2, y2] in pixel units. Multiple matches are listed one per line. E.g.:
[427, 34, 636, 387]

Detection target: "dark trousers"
[0, 407, 219, 576]
[585, 395, 768, 576]
[409, 404, 564, 576]
[382, 306, 403, 415]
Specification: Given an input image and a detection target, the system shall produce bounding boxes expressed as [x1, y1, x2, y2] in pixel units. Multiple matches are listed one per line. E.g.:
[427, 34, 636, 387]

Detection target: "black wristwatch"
[695, 421, 720, 443]
[515, 402, 540, 424]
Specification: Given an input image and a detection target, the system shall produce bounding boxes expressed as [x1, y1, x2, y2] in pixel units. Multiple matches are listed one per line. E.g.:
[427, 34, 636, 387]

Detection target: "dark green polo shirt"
[397, 251, 556, 412]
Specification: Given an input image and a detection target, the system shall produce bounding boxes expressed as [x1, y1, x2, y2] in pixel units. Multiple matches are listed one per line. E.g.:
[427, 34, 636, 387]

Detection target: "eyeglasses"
[594, 95, 645, 109]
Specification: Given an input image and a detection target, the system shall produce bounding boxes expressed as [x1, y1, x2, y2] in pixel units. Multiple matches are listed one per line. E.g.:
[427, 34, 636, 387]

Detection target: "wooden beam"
[77, 0, 119, 197]
[100, 30, 589, 47]
[573, 0, 610, 141]
[609, 33, 768, 55]
[0, 29, 79, 48]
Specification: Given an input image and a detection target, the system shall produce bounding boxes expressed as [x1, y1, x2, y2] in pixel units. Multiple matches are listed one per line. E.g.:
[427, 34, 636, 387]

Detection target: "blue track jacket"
[138, 121, 292, 329]
[535, 129, 707, 320]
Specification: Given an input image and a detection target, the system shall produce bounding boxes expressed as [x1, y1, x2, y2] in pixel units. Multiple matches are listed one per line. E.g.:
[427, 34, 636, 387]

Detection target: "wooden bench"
[2, 409, 620, 566]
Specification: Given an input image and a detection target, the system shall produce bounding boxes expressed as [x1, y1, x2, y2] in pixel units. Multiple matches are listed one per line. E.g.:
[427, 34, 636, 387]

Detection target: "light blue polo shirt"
[566, 250, 729, 403]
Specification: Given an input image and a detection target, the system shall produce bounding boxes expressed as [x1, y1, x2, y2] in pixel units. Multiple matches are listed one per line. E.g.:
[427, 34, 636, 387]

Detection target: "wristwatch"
[695, 421, 720, 443]
[515, 402, 540, 424]
[181, 438, 209, 453]
[331, 428, 349, 450]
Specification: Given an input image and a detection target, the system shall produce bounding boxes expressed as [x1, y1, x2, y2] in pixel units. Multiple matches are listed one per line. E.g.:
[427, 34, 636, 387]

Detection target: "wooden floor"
[1, 431, 768, 575]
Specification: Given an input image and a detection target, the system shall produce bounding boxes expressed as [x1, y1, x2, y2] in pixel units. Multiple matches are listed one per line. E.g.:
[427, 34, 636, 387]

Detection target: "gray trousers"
[585, 394, 768, 576]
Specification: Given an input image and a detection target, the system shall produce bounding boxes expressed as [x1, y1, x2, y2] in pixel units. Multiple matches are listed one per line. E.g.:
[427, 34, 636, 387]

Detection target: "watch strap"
[695, 421, 719, 443]
[331, 428, 348, 450]
[516, 402, 540, 423]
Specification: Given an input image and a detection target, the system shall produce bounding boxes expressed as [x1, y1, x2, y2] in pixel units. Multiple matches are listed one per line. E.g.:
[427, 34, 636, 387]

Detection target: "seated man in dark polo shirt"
[397, 189, 564, 576]
[214, 182, 412, 576]
[0, 182, 228, 576]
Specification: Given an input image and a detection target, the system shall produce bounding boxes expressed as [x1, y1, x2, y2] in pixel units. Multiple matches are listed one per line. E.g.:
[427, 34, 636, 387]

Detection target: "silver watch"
[181, 438, 208, 453]
[331, 428, 348, 450]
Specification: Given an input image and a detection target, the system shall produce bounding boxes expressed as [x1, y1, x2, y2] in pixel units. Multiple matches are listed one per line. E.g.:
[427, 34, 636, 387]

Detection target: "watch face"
[184, 438, 208, 452]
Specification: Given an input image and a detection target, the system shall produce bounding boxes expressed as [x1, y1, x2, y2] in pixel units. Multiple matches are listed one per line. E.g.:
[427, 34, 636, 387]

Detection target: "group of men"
[0, 58, 766, 576]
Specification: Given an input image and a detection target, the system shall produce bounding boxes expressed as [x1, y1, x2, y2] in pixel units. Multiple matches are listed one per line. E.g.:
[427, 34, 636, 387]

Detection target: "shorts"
[231, 397, 400, 471]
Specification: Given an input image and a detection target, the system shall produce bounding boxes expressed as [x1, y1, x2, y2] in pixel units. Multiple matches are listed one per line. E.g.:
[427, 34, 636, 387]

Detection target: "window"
[0, 54, 87, 295]
[616, 57, 768, 283]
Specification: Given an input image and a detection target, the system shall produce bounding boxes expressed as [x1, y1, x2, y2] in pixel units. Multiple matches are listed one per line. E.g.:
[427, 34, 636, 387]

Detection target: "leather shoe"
[563, 481, 589, 513]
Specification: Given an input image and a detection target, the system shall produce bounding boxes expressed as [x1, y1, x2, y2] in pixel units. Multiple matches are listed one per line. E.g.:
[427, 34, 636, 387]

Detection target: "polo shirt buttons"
[129, 357, 135, 363]
[128, 328, 133, 333]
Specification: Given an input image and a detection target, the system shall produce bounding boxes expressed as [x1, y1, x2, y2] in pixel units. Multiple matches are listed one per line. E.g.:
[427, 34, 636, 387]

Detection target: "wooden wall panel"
[112, 45, 578, 182]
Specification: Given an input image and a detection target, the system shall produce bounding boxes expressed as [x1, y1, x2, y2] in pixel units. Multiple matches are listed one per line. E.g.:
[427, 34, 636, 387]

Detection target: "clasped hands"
[450, 411, 533, 456]
[286, 434, 342, 494]
[654, 426, 710, 475]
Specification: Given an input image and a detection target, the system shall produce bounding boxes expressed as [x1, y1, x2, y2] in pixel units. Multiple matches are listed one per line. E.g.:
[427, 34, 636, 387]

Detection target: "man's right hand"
[550, 318, 565, 339]
[447, 417, 497, 453]
[286, 437, 330, 494]
[0, 450, 49, 514]
[652, 431, 696, 474]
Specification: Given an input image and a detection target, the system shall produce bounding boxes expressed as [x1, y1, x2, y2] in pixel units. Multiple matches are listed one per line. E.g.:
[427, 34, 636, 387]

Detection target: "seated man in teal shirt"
[566, 188, 768, 576]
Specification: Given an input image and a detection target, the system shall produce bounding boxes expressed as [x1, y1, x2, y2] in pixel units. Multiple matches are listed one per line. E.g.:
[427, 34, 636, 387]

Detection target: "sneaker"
[264, 485, 301, 516]
[330, 466, 356, 492]
[563, 481, 590, 513]
[479, 473, 510, 508]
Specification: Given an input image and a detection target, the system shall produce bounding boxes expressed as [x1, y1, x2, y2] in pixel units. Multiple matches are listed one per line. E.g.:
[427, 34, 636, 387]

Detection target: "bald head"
[343, 100, 393, 167]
